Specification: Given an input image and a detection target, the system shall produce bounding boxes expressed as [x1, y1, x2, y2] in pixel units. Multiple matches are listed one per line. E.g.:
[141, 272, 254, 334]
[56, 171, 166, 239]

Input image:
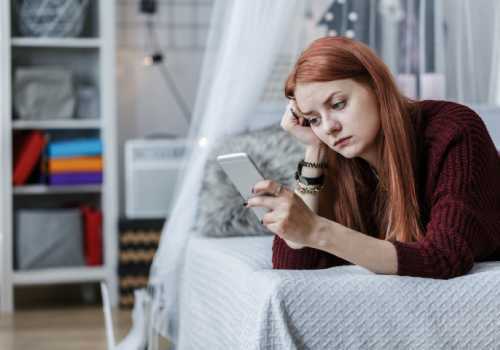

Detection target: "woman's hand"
[280, 99, 323, 148]
[246, 179, 320, 248]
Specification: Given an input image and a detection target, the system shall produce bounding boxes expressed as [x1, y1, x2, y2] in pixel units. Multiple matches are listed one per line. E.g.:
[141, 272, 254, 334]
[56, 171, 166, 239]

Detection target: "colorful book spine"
[81, 206, 103, 266]
[48, 139, 102, 158]
[48, 156, 103, 173]
[13, 131, 47, 185]
[49, 172, 102, 185]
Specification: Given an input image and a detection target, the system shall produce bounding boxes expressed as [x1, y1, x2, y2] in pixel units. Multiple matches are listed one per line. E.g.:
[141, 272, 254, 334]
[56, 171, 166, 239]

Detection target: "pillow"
[192, 123, 305, 237]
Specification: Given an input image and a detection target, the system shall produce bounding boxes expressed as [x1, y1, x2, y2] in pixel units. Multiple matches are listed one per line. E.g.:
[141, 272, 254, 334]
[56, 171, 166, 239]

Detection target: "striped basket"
[118, 218, 165, 308]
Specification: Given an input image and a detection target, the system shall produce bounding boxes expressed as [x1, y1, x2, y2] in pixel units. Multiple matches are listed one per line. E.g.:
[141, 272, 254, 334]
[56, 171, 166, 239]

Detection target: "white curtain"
[148, 0, 500, 347]
[148, 0, 302, 344]
[439, 0, 500, 105]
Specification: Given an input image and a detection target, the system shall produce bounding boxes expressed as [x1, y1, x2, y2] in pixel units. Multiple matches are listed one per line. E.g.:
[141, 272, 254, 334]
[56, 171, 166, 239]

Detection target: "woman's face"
[294, 78, 382, 169]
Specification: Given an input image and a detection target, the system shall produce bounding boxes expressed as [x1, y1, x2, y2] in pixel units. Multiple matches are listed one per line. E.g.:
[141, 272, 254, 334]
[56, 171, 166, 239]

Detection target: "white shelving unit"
[13, 266, 107, 286]
[12, 119, 102, 129]
[0, 1, 118, 312]
[11, 37, 102, 48]
[13, 184, 102, 195]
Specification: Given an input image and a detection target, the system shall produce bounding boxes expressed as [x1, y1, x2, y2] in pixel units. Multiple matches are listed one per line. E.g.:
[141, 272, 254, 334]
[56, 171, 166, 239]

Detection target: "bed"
[175, 235, 500, 349]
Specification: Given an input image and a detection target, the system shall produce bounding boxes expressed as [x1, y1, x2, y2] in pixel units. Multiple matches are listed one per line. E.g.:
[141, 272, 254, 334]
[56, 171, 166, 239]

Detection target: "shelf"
[12, 119, 101, 130]
[1, 1, 117, 312]
[14, 184, 102, 195]
[11, 37, 101, 49]
[13, 266, 106, 286]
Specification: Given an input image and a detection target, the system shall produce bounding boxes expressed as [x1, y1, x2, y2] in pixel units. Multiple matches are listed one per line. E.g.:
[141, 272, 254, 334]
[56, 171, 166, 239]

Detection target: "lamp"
[139, 0, 192, 127]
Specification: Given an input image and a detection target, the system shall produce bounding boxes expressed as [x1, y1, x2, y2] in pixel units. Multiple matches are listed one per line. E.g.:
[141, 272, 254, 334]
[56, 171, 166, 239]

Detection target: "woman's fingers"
[261, 213, 278, 226]
[252, 179, 286, 197]
[290, 102, 308, 128]
[281, 99, 320, 146]
[246, 195, 279, 210]
[281, 101, 295, 129]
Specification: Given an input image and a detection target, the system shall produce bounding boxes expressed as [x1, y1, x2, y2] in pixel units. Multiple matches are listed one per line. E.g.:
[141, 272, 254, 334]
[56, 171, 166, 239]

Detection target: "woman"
[245, 36, 500, 279]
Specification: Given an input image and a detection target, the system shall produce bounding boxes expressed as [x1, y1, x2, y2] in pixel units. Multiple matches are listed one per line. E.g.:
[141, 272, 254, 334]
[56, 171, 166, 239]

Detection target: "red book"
[81, 205, 103, 266]
[13, 131, 46, 185]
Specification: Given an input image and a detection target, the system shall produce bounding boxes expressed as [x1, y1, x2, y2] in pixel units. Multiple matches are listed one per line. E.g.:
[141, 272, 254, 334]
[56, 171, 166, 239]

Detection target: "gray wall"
[116, 0, 213, 214]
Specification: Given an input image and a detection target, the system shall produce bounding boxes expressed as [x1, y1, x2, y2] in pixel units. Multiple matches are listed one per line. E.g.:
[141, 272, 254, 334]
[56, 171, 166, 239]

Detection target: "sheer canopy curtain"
[148, 0, 302, 344]
[439, 0, 500, 105]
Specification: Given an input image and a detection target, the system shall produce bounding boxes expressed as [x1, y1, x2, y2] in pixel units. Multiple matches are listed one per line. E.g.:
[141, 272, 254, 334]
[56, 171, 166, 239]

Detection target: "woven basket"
[16, 0, 89, 38]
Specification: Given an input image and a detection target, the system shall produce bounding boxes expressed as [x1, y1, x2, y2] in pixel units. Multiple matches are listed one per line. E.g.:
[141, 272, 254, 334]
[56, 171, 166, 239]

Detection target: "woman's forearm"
[294, 145, 328, 213]
[309, 216, 398, 275]
[293, 144, 398, 275]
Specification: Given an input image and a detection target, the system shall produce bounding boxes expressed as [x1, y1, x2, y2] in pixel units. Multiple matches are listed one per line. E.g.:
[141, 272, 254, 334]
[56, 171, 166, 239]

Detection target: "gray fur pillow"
[191, 123, 305, 237]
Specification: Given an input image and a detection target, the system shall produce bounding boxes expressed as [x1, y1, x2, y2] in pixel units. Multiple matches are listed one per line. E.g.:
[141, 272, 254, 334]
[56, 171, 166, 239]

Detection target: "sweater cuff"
[272, 235, 321, 269]
[390, 239, 435, 278]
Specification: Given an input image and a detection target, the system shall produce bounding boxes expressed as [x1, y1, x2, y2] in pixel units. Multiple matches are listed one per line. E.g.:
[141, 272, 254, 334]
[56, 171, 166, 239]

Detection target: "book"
[81, 205, 103, 266]
[48, 138, 102, 158]
[48, 156, 103, 173]
[49, 172, 102, 185]
[13, 131, 47, 185]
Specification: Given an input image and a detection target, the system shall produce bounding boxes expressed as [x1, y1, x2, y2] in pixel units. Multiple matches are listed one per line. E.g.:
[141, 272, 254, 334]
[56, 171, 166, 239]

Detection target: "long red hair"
[285, 36, 424, 243]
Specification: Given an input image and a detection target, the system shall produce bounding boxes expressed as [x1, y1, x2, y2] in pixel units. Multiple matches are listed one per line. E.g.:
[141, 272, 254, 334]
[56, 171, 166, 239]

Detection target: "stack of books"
[47, 138, 103, 186]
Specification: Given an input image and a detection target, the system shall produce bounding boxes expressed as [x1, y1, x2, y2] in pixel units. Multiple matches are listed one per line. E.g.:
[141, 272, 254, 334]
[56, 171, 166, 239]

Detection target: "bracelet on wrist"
[295, 179, 324, 193]
[295, 185, 322, 194]
[294, 170, 325, 185]
[295, 187, 321, 194]
[296, 160, 326, 186]
[297, 160, 327, 181]
[300, 159, 328, 169]
[296, 179, 324, 190]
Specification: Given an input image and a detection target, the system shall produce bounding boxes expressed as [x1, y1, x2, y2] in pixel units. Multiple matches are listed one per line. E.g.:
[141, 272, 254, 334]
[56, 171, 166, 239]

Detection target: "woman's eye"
[331, 100, 346, 110]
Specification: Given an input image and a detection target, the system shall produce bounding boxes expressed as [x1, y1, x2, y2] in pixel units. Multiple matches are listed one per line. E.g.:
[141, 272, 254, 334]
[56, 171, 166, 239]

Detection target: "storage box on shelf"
[0, 0, 117, 312]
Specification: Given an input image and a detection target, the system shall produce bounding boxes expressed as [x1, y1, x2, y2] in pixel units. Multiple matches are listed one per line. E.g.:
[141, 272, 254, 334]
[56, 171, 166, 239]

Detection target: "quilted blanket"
[176, 236, 500, 349]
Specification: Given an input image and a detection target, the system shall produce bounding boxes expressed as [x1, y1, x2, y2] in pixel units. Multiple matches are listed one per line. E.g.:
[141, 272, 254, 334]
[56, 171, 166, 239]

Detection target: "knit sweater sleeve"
[272, 234, 350, 269]
[390, 115, 500, 279]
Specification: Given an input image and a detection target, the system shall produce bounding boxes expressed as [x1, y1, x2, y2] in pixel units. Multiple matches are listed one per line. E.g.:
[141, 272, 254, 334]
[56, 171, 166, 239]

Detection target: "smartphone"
[216, 152, 305, 249]
[216, 152, 267, 221]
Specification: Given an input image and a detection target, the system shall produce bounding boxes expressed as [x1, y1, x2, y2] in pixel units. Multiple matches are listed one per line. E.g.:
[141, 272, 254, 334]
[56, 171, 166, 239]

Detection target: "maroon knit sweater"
[272, 100, 500, 279]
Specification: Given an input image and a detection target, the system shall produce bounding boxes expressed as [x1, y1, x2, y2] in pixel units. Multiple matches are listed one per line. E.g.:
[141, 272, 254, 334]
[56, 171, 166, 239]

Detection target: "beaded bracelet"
[296, 178, 323, 189]
[294, 170, 325, 185]
[295, 179, 324, 194]
[295, 186, 322, 194]
[300, 159, 328, 169]
[296, 160, 327, 185]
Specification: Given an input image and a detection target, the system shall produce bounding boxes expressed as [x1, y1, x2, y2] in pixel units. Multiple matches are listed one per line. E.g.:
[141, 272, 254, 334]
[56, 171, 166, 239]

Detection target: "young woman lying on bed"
[245, 36, 500, 279]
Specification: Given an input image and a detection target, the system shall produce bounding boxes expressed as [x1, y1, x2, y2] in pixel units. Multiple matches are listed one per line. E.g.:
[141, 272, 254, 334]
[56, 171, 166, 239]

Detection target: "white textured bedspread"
[177, 235, 500, 349]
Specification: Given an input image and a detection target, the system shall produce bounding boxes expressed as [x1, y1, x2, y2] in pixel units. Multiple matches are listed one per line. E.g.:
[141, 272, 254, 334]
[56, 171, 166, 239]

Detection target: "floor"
[0, 284, 172, 350]
[0, 306, 133, 350]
